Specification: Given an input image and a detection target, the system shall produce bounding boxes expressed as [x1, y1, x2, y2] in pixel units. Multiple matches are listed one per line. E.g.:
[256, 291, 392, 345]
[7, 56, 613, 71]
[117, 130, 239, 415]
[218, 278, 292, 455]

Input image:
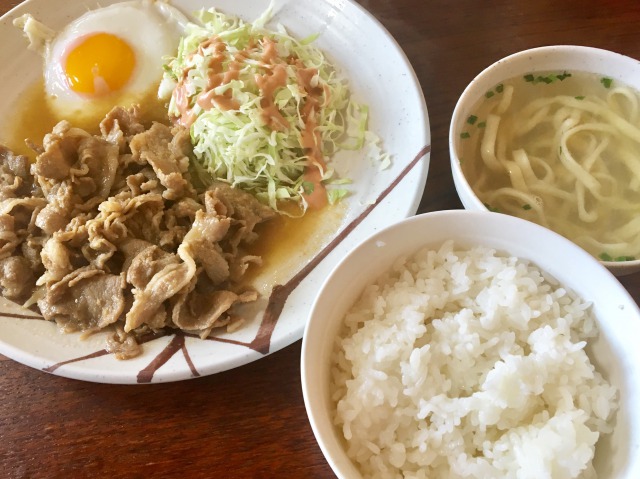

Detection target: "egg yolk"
[64, 33, 135, 95]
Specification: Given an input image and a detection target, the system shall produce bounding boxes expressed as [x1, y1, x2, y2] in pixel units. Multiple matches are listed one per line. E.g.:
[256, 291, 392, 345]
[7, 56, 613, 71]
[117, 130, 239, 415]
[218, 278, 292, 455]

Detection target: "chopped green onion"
[525, 71, 572, 85]
[599, 252, 613, 261]
[575, 95, 585, 100]
[477, 121, 486, 128]
[600, 253, 636, 262]
[485, 90, 495, 99]
[495, 83, 504, 93]
[467, 115, 478, 125]
[460, 132, 471, 139]
[483, 203, 500, 213]
[522, 204, 532, 210]
[302, 181, 315, 194]
[601, 77, 613, 88]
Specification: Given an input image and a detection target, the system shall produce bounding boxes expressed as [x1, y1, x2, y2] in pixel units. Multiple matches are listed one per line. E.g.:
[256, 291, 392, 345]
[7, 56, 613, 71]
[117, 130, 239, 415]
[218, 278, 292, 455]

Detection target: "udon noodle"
[460, 72, 640, 261]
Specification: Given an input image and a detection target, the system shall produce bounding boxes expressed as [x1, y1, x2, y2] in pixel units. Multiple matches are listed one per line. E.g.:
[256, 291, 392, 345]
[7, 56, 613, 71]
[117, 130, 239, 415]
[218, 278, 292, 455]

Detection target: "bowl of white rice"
[301, 210, 640, 478]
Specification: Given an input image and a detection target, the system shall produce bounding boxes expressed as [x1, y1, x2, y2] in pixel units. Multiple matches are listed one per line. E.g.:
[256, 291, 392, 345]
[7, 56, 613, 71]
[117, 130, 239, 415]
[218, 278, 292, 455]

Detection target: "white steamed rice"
[330, 240, 618, 479]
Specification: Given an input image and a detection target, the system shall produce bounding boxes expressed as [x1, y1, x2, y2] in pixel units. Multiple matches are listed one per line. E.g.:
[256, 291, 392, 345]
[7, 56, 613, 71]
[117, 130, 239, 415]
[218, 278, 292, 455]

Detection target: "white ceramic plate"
[0, 0, 430, 383]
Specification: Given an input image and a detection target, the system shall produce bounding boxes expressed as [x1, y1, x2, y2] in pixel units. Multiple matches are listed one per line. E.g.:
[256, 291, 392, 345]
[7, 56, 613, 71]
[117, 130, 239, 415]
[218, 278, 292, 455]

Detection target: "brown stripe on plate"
[43, 331, 169, 374]
[0, 312, 43, 320]
[249, 143, 431, 354]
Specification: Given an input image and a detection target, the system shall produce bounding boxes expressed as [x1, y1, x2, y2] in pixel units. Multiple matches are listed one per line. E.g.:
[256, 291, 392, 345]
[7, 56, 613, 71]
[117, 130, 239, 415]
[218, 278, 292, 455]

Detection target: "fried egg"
[17, 0, 187, 121]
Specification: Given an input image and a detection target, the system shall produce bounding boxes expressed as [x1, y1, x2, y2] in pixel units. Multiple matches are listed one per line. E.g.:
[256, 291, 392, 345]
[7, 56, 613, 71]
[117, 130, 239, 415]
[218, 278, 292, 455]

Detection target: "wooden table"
[1, 0, 639, 477]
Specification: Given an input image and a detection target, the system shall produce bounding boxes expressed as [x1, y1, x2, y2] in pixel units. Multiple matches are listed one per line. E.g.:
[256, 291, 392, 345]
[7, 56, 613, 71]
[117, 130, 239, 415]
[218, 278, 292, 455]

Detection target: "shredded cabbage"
[160, 5, 372, 214]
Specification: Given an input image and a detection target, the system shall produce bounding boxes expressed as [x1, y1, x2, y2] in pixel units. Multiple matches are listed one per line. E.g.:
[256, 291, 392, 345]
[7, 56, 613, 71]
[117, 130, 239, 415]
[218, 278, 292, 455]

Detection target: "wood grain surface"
[1, 1, 639, 478]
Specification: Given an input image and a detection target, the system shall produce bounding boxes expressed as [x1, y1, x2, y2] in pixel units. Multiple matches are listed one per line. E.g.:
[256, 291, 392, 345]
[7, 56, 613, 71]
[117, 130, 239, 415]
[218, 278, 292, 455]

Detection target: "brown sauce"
[245, 203, 344, 292]
[5, 81, 61, 159]
[5, 80, 169, 160]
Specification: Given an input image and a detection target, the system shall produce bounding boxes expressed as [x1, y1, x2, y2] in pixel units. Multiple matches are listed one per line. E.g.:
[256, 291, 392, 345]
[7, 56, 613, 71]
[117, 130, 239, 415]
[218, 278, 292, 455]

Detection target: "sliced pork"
[0, 106, 275, 358]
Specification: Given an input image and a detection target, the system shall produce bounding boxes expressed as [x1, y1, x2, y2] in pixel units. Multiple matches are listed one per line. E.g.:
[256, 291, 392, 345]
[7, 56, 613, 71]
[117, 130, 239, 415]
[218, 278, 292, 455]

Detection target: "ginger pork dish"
[0, 0, 382, 358]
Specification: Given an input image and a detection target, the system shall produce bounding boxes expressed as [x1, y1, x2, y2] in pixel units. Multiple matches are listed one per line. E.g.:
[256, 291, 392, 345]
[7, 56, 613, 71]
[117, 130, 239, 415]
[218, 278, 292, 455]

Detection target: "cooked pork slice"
[206, 183, 277, 253]
[182, 209, 231, 285]
[100, 105, 146, 153]
[0, 255, 34, 300]
[0, 214, 18, 259]
[129, 123, 191, 200]
[1, 145, 38, 200]
[1, 108, 279, 355]
[118, 193, 166, 245]
[172, 289, 256, 333]
[199, 245, 230, 285]
[185, 208, 231, 243]
[124, 246, 193, 331]
[209, 181, 277, 229]
[38, 271, 126, 331]
[169, 125, 193, 160]
[158, 198, 204, 248]
[105, 325, 142, 360]
[1, 146, 45, 257]
[0, 203, 46, 262]
[20, 236, 45, 273]
[33, 121, 91, 181]
[125, 261, 194, 332]
[30, 122, 121, 236]
[1, 146, 30, 180]
[168, 197, 203, 221]
[73, 137, 120, 204]
[54, 213, 89, 248]
[37, 130, 119, 206]
[228, 254, 263, 283]
[126, 245, 180, 289]
[39, 237, 73, 284]
[123, 169, 162, 197]
[118, 238, 155, 273]
[35, 182, 75, 235]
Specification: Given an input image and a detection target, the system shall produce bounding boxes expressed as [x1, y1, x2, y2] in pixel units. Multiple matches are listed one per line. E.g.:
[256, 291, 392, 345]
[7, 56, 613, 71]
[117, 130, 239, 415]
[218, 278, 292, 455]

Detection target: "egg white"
[43, 0, 188, 120]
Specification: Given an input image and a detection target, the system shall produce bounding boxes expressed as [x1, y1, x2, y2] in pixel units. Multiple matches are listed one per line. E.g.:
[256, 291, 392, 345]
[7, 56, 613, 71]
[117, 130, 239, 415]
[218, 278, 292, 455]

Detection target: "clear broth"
[459, 71, 640, 260]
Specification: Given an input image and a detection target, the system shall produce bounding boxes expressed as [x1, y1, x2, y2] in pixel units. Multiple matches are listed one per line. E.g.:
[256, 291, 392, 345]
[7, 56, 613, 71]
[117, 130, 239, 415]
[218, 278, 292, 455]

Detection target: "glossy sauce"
[5, 80, 167, 160]
[245, 202, 345, 292]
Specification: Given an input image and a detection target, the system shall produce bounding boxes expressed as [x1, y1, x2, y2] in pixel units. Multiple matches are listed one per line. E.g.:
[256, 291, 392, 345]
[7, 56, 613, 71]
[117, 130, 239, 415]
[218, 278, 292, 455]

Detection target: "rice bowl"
[301, 210, 640, 478]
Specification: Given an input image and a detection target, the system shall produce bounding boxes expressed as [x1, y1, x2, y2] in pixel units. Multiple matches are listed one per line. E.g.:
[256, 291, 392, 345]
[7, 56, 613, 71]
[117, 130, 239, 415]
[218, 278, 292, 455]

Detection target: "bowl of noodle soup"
[450, 45, 640, 276]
